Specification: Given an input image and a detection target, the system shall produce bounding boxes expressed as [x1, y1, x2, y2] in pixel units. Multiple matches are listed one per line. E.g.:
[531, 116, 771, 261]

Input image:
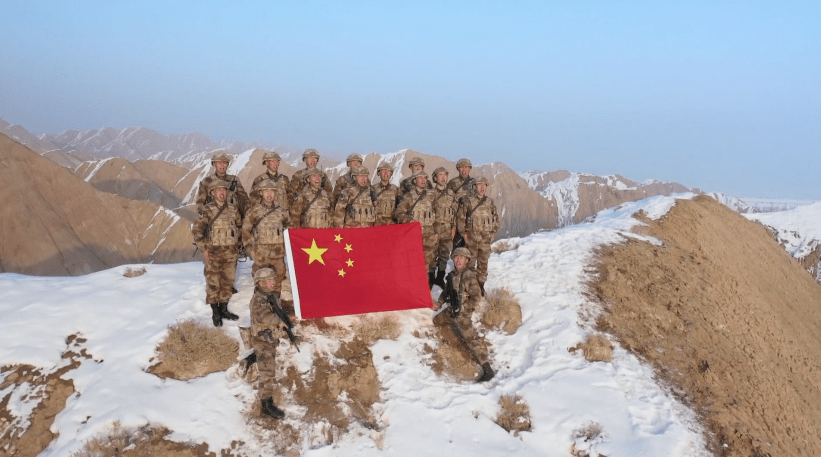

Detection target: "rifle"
[453, 232, 466, 249]
[266, 293, 300, 352]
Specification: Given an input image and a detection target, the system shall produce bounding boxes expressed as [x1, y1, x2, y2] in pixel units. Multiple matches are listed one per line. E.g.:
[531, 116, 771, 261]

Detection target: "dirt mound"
[591, 195, 821, 456]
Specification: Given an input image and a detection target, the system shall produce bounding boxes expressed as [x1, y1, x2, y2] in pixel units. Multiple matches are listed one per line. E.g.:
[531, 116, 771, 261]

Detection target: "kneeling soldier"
[434, 247, 494, 382]
[242, 179, 290, 288]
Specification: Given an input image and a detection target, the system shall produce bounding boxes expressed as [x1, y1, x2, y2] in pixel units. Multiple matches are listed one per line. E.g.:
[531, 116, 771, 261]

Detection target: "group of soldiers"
[191, 149, 500, 419]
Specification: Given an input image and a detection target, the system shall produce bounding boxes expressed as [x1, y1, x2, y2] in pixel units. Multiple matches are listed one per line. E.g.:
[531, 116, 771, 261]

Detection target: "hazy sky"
[2, 1, 819, 198]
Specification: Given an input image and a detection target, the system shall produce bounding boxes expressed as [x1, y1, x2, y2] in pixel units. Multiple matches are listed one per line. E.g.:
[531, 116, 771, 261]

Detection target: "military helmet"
[351, 165, 370, 176]
[211, 153, 231, 165]
[473, 176, 490, 187]
[411, 170, 428, 183]
[456, 158, 473, 169]
[376, 162, 393, 174]
[303, 167, 321, 182]
[302, 149, 320, 162]
[261, 151, 282, 165]
[408, 157, 425, 169]
[346, 153, 364, 166]
[256, 179, 278, 191]
[254, 267, 276, 283]
[452, 247, 472, 260]
[209, 179, 230, 193]
[432, 167, 449, 179]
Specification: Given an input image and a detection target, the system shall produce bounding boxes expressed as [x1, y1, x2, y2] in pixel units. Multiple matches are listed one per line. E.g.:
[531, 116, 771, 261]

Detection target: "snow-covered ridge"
[744, 202, 821, 274]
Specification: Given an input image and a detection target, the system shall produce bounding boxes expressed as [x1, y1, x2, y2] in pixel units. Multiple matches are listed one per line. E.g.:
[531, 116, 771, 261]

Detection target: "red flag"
[284, 223, 432, 319]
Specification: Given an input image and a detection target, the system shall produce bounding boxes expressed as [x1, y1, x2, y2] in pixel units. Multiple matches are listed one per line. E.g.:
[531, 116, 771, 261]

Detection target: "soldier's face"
[213, 188, 227, 202]
[459, 166, 470, 177]
[263, 189, 275, 202]
[306, 157, 318, 167]
[412, 164, 424, 173]
[416, 176, 427, 188]
[259, 278, 276, 290]
[349, 160, 362, 168]
[309, 174, 321, 185]
[356, 175, 369, 186]
[215, 161, 228, 173]
[475, 183, 487, 196]
[266, 159, 279, 172]
[454, 255, 468, 270]
[436, 172, 448, 185]
[379, 170, 391, 181]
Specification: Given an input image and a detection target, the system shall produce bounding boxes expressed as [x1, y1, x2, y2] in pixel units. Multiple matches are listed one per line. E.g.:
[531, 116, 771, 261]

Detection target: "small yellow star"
[338, 269, 346, 277]
[346, 259, 354, 267]
[334, 234, 342, 242]
[302, 239, 328, 265]
[344, 243, 353, 253]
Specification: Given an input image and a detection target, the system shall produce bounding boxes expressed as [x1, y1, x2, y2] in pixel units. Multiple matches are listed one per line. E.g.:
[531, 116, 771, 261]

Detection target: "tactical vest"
[452, 177, 475, 202]
[411, 192, 435, 228]
[204, 174, 241, 205]
[210, 203, 240, 246]
[253, 208, 285, 245]
[374, 184, 398, 220]
[434, 188, 455, 229]
[466, 198, 495, 233]
[346, 187, 376, 225]
[302, 190, 332, 228]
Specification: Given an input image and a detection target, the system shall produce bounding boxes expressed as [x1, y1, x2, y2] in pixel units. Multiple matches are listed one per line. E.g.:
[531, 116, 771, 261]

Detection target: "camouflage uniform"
[195, 153, 250, 217]
[250, 152, 291, 210]
[447, 158, 476, 204]
[332, 153, 364, 206]
[192, 180, 243, 326]
[249, 268, 292, 419]
[334, 165, 376, 228]
[242, 180, 290, 287]
[432, 167, 457, 279]
[372, 163, 399, 226]
[398, 157, 433, 202]
[394, 171, 438, 275]
[434, 247, 492, 381]
[289, 149, 332, 200]
[290, 167, 333, 229]
[455, 177, 498, 286]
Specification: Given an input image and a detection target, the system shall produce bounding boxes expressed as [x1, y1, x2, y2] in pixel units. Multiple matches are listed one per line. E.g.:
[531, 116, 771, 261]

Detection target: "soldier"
[242, 180, 290, 289]
[192, 179, 242, 327]
[196, 152, 250, 218]
[398, 156, 433, 200]
[250, 151, 290, 210]
[431, 167, 456, 287]
[289, 149, 332, 200]
[249, 267, 296, 419]
[394, 170, 438, 286]
[434, 247, 495, 382]
[372, 163, 399, 226]
[290, 167, 333, 229]
[332, 153, 364, 205]
[334, 165, 376, 228]
[455, 176, 499, 292]
[448, 158, 475, 203]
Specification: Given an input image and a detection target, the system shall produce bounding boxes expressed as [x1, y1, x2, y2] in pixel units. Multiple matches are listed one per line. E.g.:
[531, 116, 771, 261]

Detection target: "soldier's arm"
[393, 194, 410, 224]
[455, 198, 467, 234]
[490, 200, 500, 234]
[191, 208, 210, 251]
[322, 173, 333, 193]
[195, 180, 209, 211]
[241, 209, 255, 251]
[289, 194, 304, 228]
[333, 191, 349, 228]
[251, 294, 281, 329]
[233, 179, 251, 214]
[234, 206, 244, 248]
[461, 271, 483, 307]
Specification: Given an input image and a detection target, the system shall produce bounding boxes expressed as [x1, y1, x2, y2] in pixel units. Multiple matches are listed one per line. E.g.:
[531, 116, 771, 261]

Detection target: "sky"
[1, 1, 819, 199]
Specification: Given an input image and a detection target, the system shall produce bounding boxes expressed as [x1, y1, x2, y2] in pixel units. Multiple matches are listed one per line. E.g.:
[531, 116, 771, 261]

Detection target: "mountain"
[0, 132, 194, 275]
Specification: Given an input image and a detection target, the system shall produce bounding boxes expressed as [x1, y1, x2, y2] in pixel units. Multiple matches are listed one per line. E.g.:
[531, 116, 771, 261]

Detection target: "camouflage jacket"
[372, 181, 399, 224]
[394, 185, 436, 227]
[399, 175, 433, 201]
[241, 201, 290, 250]
[196, 172, 250, 216]
[447, 175, 475, 207]
[455, 194, 499, 236]
[289, 167, 332, 200]
[432, 185, 456, 232]
[290, 184, 333, 229]
[192, 199, 242, 252]
[250, 171, 291, 209]
[250, 287, 291, 337]
[332, 172, 356, 206]
[436, 266, 483, 312]
[333, 183, 376, 228]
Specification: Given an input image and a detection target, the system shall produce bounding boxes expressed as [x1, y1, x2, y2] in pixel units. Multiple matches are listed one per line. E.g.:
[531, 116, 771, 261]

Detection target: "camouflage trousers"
[422, 226, 438, 272]
[465, 231, 493, 284]
[204, 246, 238, 304]
[251, 333, 278, 399]
[433, 307, 489, 365]
[251, 245, 286, 295]
[434, 225, 454, 272]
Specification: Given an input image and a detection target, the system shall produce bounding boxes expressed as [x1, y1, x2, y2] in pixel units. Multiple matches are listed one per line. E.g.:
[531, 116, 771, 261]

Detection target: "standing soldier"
[372, 163, 399, 226]
[334, 165, 376, 228]
[434, 247, 495, 382]
[290, 167, 333, 229]
[192, 179, 242, 327]
[398, 157, 433, 200]
[332, 153, 364, 205]
[250, 152, 290, 210]
[242, 180, 290, 289]
[249, 267, 296, 419]
[395, 171, 438, 287]
[431, 167, 456, 287]
[455, 176, 498, 293]
[289, 149, 332, 200]
[447, 158, 475, 203]
[196, 153, 250, 218]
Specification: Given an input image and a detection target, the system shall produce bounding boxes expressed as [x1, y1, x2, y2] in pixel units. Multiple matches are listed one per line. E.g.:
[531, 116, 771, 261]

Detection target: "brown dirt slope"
[592, 195, 821, 456]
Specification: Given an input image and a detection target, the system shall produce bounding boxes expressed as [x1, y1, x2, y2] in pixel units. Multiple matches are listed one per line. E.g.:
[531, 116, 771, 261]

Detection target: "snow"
[744, 202, 821, 261]
[0, 193, 712, 456]
[228, 148, 255, 175]
[82, 157, 113, 182]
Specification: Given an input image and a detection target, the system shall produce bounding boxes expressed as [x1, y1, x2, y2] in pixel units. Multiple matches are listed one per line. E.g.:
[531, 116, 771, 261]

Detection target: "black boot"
[261, 396, 285, 419]
[477, 362, 495, 382]
[434, 269, 446, 288]
[428, 271, 436, 289]
[209, 303, 223, 327]
[219, 302, 239, 321]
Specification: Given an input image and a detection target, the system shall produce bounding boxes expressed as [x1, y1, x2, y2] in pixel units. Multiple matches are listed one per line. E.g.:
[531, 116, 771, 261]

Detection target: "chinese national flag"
[284, 222, 432, 319]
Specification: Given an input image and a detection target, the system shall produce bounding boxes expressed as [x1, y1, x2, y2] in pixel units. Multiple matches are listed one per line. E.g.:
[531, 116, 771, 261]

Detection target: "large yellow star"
[338, 269, 346, 277]
[334, 234, 342, 242]
[346, 259, 354, 267]
[344, 243, 353, 253]
[302, 239, 328, 265]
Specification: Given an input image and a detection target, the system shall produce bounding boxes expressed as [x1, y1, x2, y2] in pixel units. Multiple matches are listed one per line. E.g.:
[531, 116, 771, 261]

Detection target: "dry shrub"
[123, 267, 147, 278]
[568, 334, 613, 363]
[147, 319, 238, 380]
[491, 239, 518, 254]
[352, 314, 401, 346]
[69, 421, 212, 457]
[495, 394, 532, 434]
[570, 421, 607, 457]
[481, 287, 523, 334]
